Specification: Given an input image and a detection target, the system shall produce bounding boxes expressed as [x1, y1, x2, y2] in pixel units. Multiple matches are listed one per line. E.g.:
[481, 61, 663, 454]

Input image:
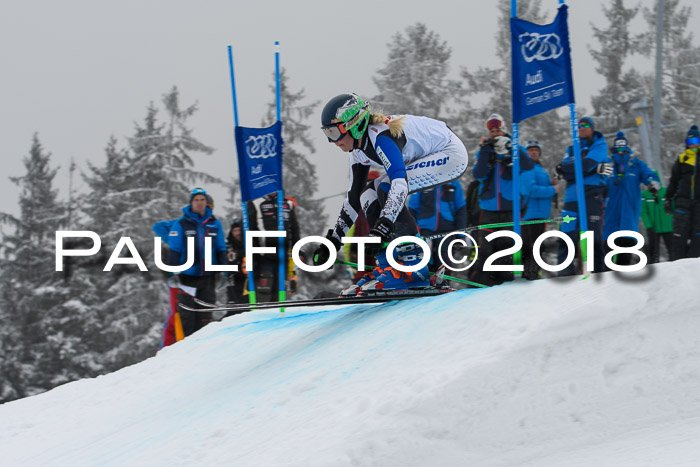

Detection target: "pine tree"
[77, 87, 219, 371]
[588, 0, 645, 133]
[457, 0, 569, 189]
[641, 0, 700, 178]
[262, 69, 325, 237]
[372, 23, 464, 119]
[0, 134, 73, 400]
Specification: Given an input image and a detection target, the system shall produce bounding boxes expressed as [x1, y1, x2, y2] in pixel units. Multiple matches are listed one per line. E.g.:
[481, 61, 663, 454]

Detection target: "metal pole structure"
[511, 0, 523, 276]
[632, 97, 654, 167]
[228, 45, 257, 304]
[652, 0, 665, 180]
[275, 41, 287, 306]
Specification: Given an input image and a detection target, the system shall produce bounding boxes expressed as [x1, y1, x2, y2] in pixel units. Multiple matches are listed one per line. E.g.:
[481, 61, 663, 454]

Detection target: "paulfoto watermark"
[55, 229, 649, 274]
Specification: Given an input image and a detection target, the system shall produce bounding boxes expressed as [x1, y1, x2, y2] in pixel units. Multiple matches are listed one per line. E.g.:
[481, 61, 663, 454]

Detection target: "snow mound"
[2, 260, 700, 466]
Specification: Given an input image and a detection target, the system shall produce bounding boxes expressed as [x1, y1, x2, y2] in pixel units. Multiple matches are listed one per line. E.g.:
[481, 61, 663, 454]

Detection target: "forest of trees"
[2, 0, 700, 403]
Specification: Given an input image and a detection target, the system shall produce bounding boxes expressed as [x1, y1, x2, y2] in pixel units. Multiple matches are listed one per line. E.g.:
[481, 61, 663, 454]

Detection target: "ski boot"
[340, 251, 390, 296]
[360, 243, 430, 292]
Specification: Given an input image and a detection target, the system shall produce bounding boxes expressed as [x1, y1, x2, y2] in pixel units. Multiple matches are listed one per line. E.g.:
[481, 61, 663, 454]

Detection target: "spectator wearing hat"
[167, 187, 228, 335]
[641, 170, 673, 263]
[603, 131, 659, 266]
[555, 116, 612, 275]
[225, 218, 247, 307]
[520, 139, 559, 279]
[470, 113, 535, 286]
[665, 124, 700, 260]
[409, 178, 467, 272]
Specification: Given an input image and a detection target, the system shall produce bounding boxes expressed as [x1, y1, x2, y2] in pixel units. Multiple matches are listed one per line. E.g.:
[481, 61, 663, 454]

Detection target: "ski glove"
[596, 162, 614, 176]
[366, 217, 394, 257]
[648, 180, 660, 194]
[555, 164, 563, 176]
[313, 229, 342, 266]
[664, 198, 674, 215]
[493, 136, 512, 155]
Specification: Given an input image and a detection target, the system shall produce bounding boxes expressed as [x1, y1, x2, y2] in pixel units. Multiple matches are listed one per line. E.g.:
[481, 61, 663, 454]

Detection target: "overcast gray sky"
[1, 0, 691, 222]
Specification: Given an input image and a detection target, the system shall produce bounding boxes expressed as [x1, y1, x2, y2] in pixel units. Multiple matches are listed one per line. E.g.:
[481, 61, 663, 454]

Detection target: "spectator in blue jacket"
[521, 140, 559, 279]
[470, 113, 535, 285]
[168, 187, 228, 336]
[408, 179, 467, 271]
[555, 116, 612, 275]
[603, 131, 659, 265]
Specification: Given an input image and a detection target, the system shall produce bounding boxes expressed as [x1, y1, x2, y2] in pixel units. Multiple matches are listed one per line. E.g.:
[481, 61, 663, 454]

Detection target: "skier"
[313, 93, 468, 293]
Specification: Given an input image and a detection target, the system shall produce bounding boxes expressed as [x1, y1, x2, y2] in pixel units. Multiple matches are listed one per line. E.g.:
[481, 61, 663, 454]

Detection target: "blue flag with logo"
[234, 121, 283, 202]
[511, 4, 574, 123]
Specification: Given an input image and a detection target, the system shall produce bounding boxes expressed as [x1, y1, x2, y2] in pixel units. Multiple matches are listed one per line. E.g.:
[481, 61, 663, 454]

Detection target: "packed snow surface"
[2, 259, 700, 466]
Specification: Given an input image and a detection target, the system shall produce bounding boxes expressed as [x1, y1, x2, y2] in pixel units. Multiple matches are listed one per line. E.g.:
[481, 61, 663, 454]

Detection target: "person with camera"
[555, 116, 611, 275]
[470, 113, 535, 286]
[665, 124, 700, 260]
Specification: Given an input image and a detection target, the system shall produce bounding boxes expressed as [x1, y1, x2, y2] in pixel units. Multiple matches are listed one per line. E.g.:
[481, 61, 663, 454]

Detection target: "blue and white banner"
[234, 121, 283, 202]
[511, 4, 574, 122]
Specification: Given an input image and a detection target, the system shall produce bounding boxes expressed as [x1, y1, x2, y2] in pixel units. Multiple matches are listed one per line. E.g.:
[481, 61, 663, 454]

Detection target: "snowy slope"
[1, 259, 700, 467]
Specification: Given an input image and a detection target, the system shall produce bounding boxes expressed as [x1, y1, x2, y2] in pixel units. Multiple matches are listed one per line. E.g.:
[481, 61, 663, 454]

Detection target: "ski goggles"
[686, 136, 700, 146]
[321, 123, 347, 143]
[613, 146, 628, 154]
[191, 187, 207, 196]
[578, 122, 592, 129]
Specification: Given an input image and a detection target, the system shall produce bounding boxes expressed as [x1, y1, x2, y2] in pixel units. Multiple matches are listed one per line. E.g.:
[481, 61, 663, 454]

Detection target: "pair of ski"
[179, 286, 458, 314]
[178, 216, 572, 315]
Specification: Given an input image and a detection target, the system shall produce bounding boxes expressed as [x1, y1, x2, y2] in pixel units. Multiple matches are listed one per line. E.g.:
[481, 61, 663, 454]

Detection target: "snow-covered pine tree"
[76, 87, 220, 370]
[372, 23, 464, 119]
[262, 69, 325, 238]
[588, 0, 645, 134]
[457, 0, 568, 204]
[0, 134, 79, 401]
[641, 0, 700, 178]
[258, 69, 347, 299]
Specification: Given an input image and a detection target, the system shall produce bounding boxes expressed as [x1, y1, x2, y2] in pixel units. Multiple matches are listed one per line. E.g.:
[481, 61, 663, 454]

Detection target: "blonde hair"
[370, 113, 406, 138]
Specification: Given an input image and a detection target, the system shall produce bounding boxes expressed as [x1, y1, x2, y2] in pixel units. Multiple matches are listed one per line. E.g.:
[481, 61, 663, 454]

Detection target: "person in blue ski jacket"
[470, 113, 535, 286]
[555, 116, 612, 275]
[167, 188, 228, 336]
[603, 131, 659, 265]
[521, 139, 559, 279]
[408, 179, 467, 271]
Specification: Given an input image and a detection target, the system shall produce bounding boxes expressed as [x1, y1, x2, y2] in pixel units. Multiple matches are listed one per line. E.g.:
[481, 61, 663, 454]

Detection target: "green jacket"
[641, 186, 673, 233]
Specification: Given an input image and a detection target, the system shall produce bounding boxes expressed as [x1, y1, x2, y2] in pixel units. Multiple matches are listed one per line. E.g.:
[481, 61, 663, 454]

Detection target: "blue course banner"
[511, 4, 574, 122]
[234, 121, 283, 202]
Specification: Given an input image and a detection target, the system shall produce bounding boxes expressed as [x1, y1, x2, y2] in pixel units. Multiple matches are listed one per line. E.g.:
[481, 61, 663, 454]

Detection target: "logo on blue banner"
[511, 4, 575, 122]
[235, 121, 283, 202]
